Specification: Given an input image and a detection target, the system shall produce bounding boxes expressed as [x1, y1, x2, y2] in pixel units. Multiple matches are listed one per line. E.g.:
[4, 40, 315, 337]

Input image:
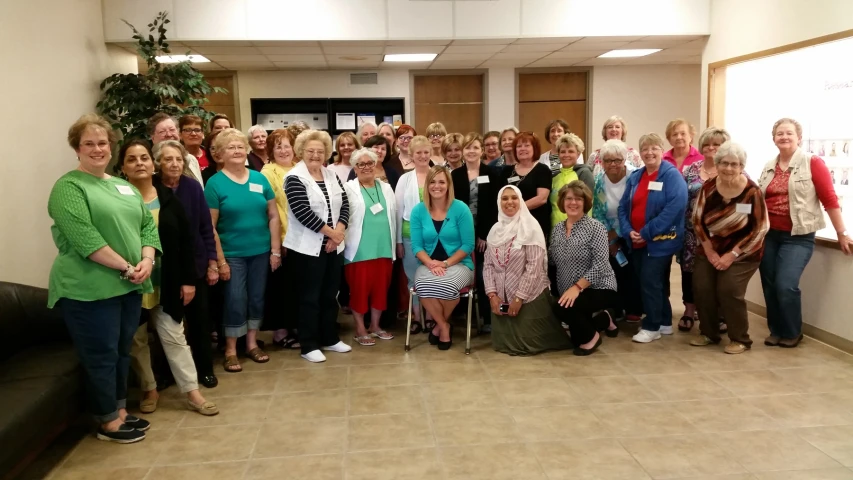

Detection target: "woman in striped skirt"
[410, 166, 475, 350]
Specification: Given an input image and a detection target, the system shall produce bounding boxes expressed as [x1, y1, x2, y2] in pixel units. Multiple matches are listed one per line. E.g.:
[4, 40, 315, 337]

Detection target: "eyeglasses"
[718, 161, 741, 169]
[305, 149, 325, 158]
[563, 197, 584, 203]
[182, 128, 203, 135]
[602, 158, 624, 165]
[80, 141, 109, 149]
[355, 162, 375, 170]
[428, 134, 444, 140]
[398, 136, 413, 142]
[225, 145, 247, 152]
[484, 142, 499, 148]
[155, 127, 178, 137]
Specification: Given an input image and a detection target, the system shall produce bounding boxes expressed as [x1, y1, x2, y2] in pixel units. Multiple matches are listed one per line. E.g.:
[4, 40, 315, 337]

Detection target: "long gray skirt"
[491, 290, 572, 356]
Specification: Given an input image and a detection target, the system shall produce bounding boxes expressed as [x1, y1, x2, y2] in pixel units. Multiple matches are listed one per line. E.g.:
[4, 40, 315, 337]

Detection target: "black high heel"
[428, 329, 440, 345]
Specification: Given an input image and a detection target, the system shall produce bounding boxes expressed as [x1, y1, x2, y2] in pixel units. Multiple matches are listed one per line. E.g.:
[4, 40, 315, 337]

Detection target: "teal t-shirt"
[350, 184, 393, 263]
[204, 170, 275, 258]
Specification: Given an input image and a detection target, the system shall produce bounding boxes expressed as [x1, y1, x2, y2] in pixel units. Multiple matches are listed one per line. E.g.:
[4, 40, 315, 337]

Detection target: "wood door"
[413, 74, 483, 135]
[518, 72, 588, 148]
[203, 74, 237, 128]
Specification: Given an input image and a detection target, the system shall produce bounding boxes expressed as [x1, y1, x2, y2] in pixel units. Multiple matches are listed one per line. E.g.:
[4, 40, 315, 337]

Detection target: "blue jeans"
[759, 229, 815, 339]
[223, 252, 269, 338]
[58, 292, 142, 423]
[632, 249, 673, 332]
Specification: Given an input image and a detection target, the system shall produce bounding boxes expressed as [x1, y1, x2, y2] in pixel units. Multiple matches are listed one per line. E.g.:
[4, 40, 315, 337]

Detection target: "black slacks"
[289, 249, 343, 354]
[553, 288, 619, 345]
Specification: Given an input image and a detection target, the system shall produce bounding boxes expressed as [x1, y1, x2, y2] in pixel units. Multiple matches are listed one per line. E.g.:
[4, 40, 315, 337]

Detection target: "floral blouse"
[681, 161, 708, 272]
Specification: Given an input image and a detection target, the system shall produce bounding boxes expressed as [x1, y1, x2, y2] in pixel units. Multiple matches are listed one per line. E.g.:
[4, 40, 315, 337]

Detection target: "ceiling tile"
[325, 54, 384, 62]
[216, 61, 276, 68]
[184, 41, 255, 47]
[274, 63, 329, 70]
[321, 40, 387, 47]
[490, 52, 548, 60]
[443, 44, 507, 54]
[266, 55, 327, 62]
[545, 51, 605, 59]
[622, 56, 678, 65]
[525, 58, 583, 68]
[387, 40, 452, 46]
[205, 54, 268, 62]
[451, 38, 516, 45]
[384, 46, 446, 55]
[669, 58, 702, 64]
[575, 36, 646, 42]
[568, 41, 630, 50]
[479, 60, 530, 68]
[626, 40, 687, 49]
[252, 41, 320, 47]
[192, 63, 226, 70]
[258, 46, 323, 55]
[501, 43, 568, 52]
[190, 46, 261, 55]
[573, 58, 629, 66]
[513, 37, 581, 45]
[322, 46, 385, 54]
[436, 53, 493, 61]
[665, 39, 708, 51]
[646, 35, 705, 42]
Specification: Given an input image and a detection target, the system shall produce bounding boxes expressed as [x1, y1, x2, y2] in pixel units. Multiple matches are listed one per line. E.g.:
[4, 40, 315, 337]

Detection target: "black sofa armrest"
[0, 282, 69, 361]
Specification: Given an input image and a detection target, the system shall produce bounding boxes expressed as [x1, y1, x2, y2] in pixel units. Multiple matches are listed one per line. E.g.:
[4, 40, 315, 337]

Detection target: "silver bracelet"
[271, 252, 282, 258]
[142, 255, 155, 267]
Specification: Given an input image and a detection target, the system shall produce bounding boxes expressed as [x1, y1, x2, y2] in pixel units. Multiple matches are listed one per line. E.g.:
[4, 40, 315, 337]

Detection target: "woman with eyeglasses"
[483, 131, 502, 164]
[490, 127, 519, 174]
[179, 115, 210, 171]
[344, 149, 397, 346]
[394, 124, 417, 172]
[426, 122, 448, 166]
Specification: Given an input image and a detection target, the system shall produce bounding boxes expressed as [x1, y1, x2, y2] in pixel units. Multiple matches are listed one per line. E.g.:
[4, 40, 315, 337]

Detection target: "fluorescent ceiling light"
[598, 49, 661, 58]
[383, 53, 437, 62]
[155, 55, 210, 64]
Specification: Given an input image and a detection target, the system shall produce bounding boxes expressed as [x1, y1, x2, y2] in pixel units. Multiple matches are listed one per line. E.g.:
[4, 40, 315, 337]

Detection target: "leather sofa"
[0, 282, 82, 479]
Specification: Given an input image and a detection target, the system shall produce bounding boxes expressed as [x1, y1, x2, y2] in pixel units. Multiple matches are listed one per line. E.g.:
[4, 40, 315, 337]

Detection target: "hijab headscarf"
[487, 185, 547, 251]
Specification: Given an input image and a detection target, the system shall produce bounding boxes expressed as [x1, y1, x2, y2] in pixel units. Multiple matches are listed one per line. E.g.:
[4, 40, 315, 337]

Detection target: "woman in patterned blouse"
[690, 142, 769, 354]
[588, 116, 643, 177]
[484, 185, 571, 356]
[678, 127, 731, 333]
[549, 181, 619, 356]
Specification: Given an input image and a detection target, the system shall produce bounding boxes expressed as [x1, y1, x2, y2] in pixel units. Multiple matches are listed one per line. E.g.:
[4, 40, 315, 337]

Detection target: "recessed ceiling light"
[598, 49, 661, 58]
[383, 53, 437, 62]
[155, 54, 210, 63]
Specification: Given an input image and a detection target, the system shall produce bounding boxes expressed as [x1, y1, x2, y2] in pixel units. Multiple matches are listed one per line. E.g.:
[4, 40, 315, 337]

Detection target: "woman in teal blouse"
[48, 114, 161, 444]
[410, 166, 475, 350]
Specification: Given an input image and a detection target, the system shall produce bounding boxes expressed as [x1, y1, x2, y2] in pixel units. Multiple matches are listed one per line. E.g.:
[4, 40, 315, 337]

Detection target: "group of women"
[47, 110, 847, 443]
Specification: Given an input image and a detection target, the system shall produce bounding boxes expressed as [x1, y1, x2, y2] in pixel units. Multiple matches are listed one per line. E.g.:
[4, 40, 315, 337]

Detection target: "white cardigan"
[395, 170, 422, 243]
[283, 161, 345, 256]
[343, 178, 396, 262]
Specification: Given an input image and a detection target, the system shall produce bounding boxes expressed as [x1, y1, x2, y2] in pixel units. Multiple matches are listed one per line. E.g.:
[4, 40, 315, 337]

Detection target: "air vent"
[349, 72, 378, 85]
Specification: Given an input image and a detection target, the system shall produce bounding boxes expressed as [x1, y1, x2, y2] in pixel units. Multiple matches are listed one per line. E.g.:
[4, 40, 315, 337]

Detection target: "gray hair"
[697, 127, 731, 151]
[714, 141, 747, 167]
[247, 124, 266, 137]
[501, 126, 519, 137]
[351, 148, 378, 165]
[599, 139, 628, 162]
[152, 140, 191, 175]
[377, 122, 395, 135]
[356, 122, 378, 138]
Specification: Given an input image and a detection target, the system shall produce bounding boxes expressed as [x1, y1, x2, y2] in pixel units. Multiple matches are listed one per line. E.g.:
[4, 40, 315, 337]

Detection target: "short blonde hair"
[556, 133, 585, 155]
[772, 117, 803, 138]
[557, 180, 593, 214]
[422, 166, 455, 212]
[213, 128, 249, 154]
[697, 127, 731, 151]
[295, 129, 334, 162]
[601, 115, 628, 142]
[638, 133, 665, 151]
[441, 133, 464, 156]
[67, 114, 117, 149]
[152, 140, 191, 175]
[425, 122, 447, 138]
[664, 118, 696, 144]
[409, 135, 431, 155]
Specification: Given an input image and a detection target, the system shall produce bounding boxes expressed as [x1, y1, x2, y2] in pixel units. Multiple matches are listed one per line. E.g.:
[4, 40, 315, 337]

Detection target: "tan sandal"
[223, 355, 242, 373]
[246, 347, 270, 363]
[139, 396, 158, 414]
[187, 400, 219, 416]
[354, 335, 376, 346]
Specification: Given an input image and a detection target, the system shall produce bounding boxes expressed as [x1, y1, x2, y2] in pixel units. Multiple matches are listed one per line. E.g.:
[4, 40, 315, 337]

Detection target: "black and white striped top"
[548, 215, 617, 294]
[284, 175, 350, 248]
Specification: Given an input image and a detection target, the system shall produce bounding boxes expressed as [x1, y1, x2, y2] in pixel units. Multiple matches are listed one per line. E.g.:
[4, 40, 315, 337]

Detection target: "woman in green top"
[47, 114, 161, 444]
[550, 133, 593, 229]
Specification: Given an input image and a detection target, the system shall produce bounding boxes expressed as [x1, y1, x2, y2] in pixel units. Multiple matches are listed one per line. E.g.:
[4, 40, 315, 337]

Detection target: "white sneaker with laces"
[632, 329, 662, 343]
[301, 350, 327, 363]
[322, 341, 353, 353]
[659, 325, 673, 335]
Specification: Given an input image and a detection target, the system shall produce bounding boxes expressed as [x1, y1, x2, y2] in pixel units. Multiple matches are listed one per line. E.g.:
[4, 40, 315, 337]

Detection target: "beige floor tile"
[772, 367, 853, 394]
[493, 377, 583, 407]
[567, 375, 661, 404]
[267, 389, 347, 419]
[253, 418, 347, 457]
[349, 385, 423, 416]
[275, 366, 349, 393]
[590, 402, 698, 437]
[796, 426, 853, 467]
[431, 409, 519, 445]
[482, 357, 560, 380]
[132, 400, 188, 429]
[276, 349, 354, 370]
[49, 466, 150, 480]
[349, 363, 421, 387]
[245, 455, 343, 480]
[611, 352, 696, 375]
[348, 413, 434, 451]
[439, 443, 547, 480]
[620, 433, 748, 478]
[635, 372, 734, 401]
[675, 398, 779, 432]
[346, 448, 443, 480]
[409, 343, 486, 363]
[214, 351, 291, 372]
[706, 370, 797, 397]
[598, 337, 667, 353]
[679, 350, 776, 372]
[744, 395, 853, 428]
[752, 469, 853, 479]
[61, 429, 174, 469]
[348, 348, 414, 366]
[155, 424, 260, 465]
[147, 461, 247, 479]
[205, 371, 279, 398]
[549, 355, 628, 377]
[181, 394, 272, 428]
[417, 361, 489, 383]
[529, 439, 651, 480]
[421, 381, 503, 412]
[665, 475, 757, 480]
[511, 406, 610, 441]
[715, 430, 842, 473]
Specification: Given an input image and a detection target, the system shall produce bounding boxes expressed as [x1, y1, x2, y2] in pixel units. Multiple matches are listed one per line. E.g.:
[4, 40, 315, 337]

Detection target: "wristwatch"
[731, 250, 740, 258]
[443, 260, 449, 268]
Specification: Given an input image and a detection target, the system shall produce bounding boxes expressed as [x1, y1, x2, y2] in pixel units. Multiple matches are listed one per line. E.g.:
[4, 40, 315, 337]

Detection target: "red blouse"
[764, 157, 839, 232]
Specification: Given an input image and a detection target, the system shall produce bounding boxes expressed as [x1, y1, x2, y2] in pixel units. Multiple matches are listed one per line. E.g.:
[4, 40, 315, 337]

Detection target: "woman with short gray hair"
[246, 125, 268, 171]
[690, 142, 769, 354]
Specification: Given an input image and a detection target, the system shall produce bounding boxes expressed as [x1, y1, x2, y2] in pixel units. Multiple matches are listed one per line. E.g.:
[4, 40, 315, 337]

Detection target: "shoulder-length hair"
[152, 140, 191, 176]
[512, 132, 542, 160]
[422, 165, 455, 212]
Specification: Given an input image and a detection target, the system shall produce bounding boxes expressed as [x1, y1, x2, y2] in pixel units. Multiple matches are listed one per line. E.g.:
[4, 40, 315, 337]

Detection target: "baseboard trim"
[746, 299, 853, 355]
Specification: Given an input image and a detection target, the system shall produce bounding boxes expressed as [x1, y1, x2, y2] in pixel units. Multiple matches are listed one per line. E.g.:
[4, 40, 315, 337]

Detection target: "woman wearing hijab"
[484, 185, 572, 356]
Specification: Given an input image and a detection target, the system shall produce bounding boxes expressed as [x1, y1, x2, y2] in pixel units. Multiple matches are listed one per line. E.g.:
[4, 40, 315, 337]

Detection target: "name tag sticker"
[512, 243, 523, 250]
[477, 175, 490, 184]
[249, 183, 263, 193]
[648, 181, 663, 191]
[736, 203, 753, 214]
[370, 203, 384, 215]
[508, 176, 521, 184]
[115, 185, 135, 195]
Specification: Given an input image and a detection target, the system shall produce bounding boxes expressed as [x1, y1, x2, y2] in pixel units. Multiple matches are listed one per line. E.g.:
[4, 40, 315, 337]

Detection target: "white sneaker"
[659, 325, 673, 335]
[301, 350, 327, 363]
[632, 329, 662, 343]
[322, 341, 353, 353]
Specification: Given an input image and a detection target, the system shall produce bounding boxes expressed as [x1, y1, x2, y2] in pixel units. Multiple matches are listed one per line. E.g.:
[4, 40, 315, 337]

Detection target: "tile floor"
[43, 274, 853, 480]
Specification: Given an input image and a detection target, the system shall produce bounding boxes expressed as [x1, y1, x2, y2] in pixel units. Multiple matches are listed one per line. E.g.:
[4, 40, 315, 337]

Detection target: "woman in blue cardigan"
[411, 166, 475, 350]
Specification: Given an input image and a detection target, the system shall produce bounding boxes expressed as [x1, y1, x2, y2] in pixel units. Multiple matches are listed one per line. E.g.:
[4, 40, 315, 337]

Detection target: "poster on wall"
[336, 112, 356, 130]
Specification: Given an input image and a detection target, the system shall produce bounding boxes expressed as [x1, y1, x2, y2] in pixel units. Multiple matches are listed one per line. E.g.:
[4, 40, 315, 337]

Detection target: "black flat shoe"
[572, 336, 602, 356]
[96, 424, 145, 444]
[437, 328, 453, 351]
[604, 327, 619, 338]
[428, 330, 440, 345]
[200, 374, 218, 389]
[123, 415, 151, 432]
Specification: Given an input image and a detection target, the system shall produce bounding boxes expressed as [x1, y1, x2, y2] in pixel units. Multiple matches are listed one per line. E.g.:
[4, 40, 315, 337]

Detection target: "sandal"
[273, 335, 301, 350]
[370, 330, 394, 340]
[677, 316, 694, 332]
[223, 355, 242, 373]
[354, 335, 376, 346]
[409, 322, 423, 335]
[187, 400, 220, 416]
[246, 347, 270, 363]
[424, 319, 437, 332]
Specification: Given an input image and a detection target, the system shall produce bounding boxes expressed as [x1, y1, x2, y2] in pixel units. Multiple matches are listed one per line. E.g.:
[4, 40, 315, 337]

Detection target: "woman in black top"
[499, 132, 552, 240]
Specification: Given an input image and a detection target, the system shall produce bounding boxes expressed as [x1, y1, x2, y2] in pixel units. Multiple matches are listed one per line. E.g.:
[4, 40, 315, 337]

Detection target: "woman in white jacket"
[344, 149, 397, 346]
[396, 135, 433, 333]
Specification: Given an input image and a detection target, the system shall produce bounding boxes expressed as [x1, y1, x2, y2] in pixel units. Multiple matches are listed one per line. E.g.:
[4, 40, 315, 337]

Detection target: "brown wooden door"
[413, 74, 484, 135]
[203, 74, 237, 128]
[518, 72, 588, 149]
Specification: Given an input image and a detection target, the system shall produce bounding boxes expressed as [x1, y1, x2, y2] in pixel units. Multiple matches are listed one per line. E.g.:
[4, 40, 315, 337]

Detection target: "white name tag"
[648, 181, 663, 191]
[115, 185, 135, 196]
[370, 203, 384, 215]
[512, 243, 522, 250]
[249, 183, 263, 193]
[508, 176, 521, 184]
[477, 175, 490, 184]
[735, 203, 752, 214]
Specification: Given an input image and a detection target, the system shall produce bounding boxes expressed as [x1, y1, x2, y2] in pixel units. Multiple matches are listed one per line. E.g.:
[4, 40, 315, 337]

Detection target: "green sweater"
[47, 171, 161, 307]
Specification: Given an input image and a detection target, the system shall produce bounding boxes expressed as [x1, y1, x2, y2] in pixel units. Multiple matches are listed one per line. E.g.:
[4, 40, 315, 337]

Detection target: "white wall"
[0, 0, 138, 287]
[701, 0, 853, 340]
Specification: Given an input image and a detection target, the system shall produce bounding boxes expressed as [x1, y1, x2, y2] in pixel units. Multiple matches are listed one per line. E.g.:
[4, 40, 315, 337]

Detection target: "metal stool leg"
[404, 289, 414, 352]
[465, 291, 474, 355]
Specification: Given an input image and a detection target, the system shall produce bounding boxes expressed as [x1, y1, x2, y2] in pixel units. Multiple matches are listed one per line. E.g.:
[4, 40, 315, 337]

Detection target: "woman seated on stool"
[344, 148, 397, 346]
[410, 166, 475, 350]
[550, 181, 620, 356]
[485, 185, 572, 355]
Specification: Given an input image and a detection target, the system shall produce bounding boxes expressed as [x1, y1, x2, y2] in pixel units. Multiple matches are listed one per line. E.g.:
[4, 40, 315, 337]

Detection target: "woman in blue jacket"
[618, 133, 688, 344]
[411, 166, 476, 350]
